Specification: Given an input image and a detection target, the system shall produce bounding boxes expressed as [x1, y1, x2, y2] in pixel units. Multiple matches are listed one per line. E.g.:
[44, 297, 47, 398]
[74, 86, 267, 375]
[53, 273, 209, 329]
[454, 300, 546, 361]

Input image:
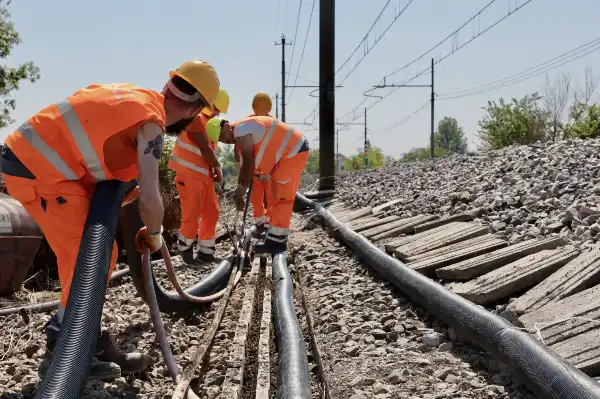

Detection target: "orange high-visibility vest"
[5, 83, 166, 185]
[168, 114, 217, 181]
[232, 116, 305, 174]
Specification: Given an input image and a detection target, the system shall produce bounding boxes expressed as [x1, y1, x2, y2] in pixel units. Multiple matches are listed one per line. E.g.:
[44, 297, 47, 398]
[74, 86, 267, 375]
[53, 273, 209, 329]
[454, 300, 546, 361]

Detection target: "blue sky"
[1, 0, 599, 158]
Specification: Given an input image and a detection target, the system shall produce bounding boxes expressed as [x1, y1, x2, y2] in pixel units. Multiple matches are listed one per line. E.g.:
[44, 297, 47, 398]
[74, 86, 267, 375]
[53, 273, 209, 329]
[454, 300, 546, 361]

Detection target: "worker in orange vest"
[0, 60, 220, 380]
[207, 115, 309, 253]
[234, 92, 275, 237]
[168, 88, 229, 263]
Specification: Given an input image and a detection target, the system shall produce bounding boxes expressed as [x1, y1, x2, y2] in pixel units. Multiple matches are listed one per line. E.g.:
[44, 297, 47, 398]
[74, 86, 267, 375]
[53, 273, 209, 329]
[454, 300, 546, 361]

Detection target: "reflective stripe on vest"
[254, 120, 298, 170]
[169, 155, 210, 176]
[17, 99, 108, 181]
[175, 137, 203, 156]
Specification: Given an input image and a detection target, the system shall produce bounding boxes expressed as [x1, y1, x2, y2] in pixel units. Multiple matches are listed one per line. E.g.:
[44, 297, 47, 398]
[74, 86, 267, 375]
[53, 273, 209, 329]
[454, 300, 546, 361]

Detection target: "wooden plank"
[383, 223, 457, 253]
[372, 198, 403, 216]
[551, 326, 600, 376]
[509, 245, 600, 315]
[369, 215, 439, 242]
[436, 237, 566, 281]
[413, 208, 481, 233]
[409, 235, 507, 275]
[519, 285, 600, 344]
[393, 223, 489, 261]
[346, 216, 380, 228]
[338, 206, 373, 223]
[361, 215, 425, 239]
[350, 215, 401, 233]
[405, 234, 502, 263]
[220, 259, 262, 398]
[255, 263, 272, 399]
[452, 247, 580, 305]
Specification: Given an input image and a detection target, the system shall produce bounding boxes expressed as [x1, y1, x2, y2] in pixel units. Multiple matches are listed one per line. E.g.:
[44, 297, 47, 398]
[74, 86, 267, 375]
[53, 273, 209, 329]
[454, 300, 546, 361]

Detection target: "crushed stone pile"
[317, 138, 600, 247]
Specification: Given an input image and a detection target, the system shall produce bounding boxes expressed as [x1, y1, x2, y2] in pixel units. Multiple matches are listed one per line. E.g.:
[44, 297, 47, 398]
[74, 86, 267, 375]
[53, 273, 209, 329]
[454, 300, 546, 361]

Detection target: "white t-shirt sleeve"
[233, 121, 266, 143]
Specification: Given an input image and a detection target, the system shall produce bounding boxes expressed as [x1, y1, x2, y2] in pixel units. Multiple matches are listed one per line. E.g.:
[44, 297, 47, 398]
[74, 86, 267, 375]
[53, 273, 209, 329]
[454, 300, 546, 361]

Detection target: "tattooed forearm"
[144, 134, 164, 160]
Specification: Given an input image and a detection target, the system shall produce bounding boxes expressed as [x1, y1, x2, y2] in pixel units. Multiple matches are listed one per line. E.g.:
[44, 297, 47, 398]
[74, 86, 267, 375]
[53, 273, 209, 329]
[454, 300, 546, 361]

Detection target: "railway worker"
[168, 88, 230, 263]
[206, 114, 309, 254]
[233, 91, 275, 237]
[0, 60, 220, 380]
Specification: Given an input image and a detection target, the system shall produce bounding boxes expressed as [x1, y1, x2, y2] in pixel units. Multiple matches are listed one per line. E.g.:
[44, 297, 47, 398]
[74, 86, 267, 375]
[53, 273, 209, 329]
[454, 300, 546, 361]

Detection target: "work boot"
[196, 247, 216, 262]
[254, 235, 287, 254]
[38, 314, 121, 381]
[180, 246, 194, 264]
[95, 331, 151, 375]
[252, 223, 269, 239]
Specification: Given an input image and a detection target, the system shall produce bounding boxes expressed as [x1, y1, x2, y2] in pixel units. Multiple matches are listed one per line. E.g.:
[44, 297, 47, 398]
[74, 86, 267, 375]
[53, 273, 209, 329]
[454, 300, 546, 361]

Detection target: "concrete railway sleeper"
[296, 192, 600, 399]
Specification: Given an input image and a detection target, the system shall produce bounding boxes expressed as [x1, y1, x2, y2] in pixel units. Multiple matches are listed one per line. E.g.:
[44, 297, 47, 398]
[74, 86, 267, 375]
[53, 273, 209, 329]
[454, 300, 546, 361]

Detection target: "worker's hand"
[256, 174, 271, 182]
[135, 226, 164, 254]
[234, 184, 247, 211]
[121, 185, 140, 207]
[212, 167, 223, 183]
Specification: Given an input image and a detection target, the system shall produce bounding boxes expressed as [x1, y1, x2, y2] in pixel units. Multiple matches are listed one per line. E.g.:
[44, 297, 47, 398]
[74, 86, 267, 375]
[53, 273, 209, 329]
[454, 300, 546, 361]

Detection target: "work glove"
[135, 226, 164, 254]
[212, 167, 223, 183]
[121, 185, 140, 207]
[256, 174, 271, 182]
[234, 184, 247, 211]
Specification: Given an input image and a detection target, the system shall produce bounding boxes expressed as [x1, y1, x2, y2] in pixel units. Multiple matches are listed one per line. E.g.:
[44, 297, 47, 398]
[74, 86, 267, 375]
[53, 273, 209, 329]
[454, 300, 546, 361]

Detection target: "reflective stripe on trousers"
[169, 155, 210, 175]
[16, 99, 107, 181]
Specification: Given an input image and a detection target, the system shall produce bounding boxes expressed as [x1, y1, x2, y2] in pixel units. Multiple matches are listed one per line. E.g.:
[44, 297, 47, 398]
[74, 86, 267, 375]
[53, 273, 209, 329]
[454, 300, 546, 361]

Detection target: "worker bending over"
[234, 91, 274, 236]
[207, 115, 309, 253]
[0, 60, 220, 380]
[168, 88, 229, 263]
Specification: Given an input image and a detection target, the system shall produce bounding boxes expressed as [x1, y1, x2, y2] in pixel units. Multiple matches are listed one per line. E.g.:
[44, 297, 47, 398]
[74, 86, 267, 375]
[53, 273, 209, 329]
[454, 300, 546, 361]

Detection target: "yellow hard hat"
[205, 117, 224, 144]
[170, 60, 220, 109]
[203, 88, 229, 116]
[252, 91, 272, 115]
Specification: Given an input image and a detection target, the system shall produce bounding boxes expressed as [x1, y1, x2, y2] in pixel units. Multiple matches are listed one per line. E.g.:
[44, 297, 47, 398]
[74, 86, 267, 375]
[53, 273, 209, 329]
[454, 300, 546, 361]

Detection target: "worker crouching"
[208, 115, 309, 254]
[0, 60, 221, 380]
[238, 91, 275, 238]
[168, 88, 230, 263]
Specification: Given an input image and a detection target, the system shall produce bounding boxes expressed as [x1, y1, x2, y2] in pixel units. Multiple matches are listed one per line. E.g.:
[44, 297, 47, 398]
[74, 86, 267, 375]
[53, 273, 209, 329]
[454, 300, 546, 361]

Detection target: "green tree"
[304, 149, 320, 174]
[477, 93, 549, 150]
[399, 146, 450, 163]
[435, 117, 467, 153]
[0, 1, 40, 128]
[158, 137, 176, 190]
[564, 102, 600, 139]
[343, 146, 386, 170]
[216, 144, 238, 189]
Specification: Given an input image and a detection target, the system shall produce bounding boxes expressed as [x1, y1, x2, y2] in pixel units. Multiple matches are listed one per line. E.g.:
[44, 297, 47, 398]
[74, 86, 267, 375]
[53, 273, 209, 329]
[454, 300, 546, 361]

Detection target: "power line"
[301, 0, 416, 126]
[370, 100, 429, 134]
[438, 37, 600, 100]
[288, 0, 317, 103]
[336, 0, 415, 86]
[339, 0, 533, 123]
[286, 0, 304, 91]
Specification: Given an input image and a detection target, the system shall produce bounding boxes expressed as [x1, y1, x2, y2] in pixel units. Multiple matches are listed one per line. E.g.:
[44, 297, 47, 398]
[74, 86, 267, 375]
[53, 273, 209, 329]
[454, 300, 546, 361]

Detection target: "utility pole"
[363, 108, 368, 168]
[274, 34, 291, 122]
[372, 57, 436, 159]
[275, 93, 279, 119]
[430, 58, 435, 160]
[319, 0, 335, 191]
[335, 128, 339, 172]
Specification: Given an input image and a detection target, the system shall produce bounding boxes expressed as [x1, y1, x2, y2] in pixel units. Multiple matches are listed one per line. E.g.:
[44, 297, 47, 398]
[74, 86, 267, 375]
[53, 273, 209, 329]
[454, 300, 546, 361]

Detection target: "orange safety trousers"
[174, 172, 219, 252]
[267, 150, 310, 231]
[2, 175, 118, 308]
[250, 177, 273, 223]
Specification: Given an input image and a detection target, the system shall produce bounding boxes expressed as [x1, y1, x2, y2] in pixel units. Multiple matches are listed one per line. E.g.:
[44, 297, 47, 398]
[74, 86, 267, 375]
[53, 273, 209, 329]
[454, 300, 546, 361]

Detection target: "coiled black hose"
[119, 203, 233, 313]
[296, 192, 600, 399]
[272, 253, 312, 399]
[35, 180, 128, 399]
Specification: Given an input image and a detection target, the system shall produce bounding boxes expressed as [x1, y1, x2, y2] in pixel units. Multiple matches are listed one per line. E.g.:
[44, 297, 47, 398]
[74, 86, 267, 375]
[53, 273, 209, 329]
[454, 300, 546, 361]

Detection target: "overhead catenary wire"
[286, 0, 304, 93]
[339, 0, 533, 123]
[288, 0, 317, 104]
[302, 0, 416, 125]
[370, 100, 430, 134]
[437, 37, 600, 100]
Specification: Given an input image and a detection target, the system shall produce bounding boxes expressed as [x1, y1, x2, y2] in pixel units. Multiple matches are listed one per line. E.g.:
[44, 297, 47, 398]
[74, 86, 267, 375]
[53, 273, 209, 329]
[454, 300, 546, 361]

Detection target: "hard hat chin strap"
[163, 79, 202, 103]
